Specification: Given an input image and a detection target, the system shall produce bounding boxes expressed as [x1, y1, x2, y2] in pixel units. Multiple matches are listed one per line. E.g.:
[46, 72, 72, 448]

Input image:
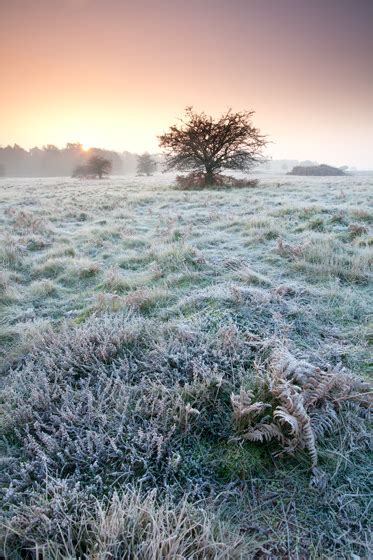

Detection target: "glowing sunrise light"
[0, 0, 372, 168]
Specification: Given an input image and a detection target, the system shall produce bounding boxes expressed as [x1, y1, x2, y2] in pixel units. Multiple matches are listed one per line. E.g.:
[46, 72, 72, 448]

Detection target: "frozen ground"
[0, 173, 372, 558]
[0, 173, 371, 371]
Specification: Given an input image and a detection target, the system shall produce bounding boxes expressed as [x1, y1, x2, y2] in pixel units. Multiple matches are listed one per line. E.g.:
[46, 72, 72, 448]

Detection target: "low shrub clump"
[175, 172, 258, 189]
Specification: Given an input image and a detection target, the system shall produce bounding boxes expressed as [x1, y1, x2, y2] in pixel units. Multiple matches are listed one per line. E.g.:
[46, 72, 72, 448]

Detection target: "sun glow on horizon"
[0, 0, 372, 168]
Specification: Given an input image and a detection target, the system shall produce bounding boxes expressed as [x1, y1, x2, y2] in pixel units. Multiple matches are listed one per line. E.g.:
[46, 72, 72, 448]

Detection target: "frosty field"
[0, 174, 372, 558]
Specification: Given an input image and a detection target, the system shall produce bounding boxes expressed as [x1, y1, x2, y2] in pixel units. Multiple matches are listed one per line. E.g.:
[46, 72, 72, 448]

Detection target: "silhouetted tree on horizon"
[158, 107, 267, 186]
[72, 155, 112, 179]
[137, 152, 157, 176]
[88, 155, 112, 178]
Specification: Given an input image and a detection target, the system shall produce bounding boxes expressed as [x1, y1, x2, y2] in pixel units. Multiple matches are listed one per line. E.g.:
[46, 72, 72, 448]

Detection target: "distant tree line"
[0, 144, 161, 178]
[71, 151, 159, 179]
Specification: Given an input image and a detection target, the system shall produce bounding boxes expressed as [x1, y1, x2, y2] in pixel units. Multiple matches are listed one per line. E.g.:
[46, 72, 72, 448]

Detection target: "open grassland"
[0, 174, 372, 558]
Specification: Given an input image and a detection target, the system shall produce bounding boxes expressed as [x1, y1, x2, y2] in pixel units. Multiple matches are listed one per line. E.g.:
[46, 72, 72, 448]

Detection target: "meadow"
[0, 173, 372, 558]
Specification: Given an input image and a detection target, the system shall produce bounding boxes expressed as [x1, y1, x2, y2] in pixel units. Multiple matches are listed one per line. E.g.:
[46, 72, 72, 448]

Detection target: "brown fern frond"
[232, 352, 369, 469]
[242, 423, 284, 444]
[333, 390, 373, 408]
[231, 389, 270, 429]
[269, 377, 301, 401]
[310, 404, 339, 440]
[310, 466, 329, 491]
[270, 380, 318, 466]
[329, 367, 372, 406]
[230, 388, 254, 413]
[302, 421, 318, 467]
[273, 406, 300, 436]
[271, 348, 316, 385]
[303, 363, 355, 408]
[304, 374, 339, 408]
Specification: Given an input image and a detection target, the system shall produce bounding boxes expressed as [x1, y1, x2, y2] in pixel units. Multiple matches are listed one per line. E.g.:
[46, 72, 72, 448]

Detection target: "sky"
[0, 0, 372, 168]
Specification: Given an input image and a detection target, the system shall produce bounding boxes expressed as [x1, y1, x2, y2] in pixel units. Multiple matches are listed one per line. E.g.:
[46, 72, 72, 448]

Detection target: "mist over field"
[0, 143, 360, 179]
[1, 0, 372, 558]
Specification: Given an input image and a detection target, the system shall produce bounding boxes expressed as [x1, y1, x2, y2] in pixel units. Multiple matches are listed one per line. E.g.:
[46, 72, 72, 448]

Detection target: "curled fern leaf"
[242, 423, 284, 444]
[270, 379, 318, 465]
[273, 406, 300, 436]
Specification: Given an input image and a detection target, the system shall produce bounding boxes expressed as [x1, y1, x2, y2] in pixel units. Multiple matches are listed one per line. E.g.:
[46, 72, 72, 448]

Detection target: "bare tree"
[137, 152, 157, 176]
[158, 107, 267, 186]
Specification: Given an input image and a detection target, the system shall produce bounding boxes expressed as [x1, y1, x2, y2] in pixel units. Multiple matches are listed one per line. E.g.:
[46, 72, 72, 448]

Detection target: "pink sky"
[1, 0, 372, 167]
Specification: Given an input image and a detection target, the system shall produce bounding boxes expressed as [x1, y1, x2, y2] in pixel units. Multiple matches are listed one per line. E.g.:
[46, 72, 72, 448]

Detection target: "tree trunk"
[204, 170, 214, 186]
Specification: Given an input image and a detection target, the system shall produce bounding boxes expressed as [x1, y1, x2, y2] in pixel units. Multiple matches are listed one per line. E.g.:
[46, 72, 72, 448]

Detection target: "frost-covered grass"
[0, 174, 372, 558]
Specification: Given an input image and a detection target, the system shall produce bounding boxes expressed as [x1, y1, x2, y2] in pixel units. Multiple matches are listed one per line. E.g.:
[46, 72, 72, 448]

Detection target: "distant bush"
[176, 171, 258, 189]
[288, 164, 346, 176]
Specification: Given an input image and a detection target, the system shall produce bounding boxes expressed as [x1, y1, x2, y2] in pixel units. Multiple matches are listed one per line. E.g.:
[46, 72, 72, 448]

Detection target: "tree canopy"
[73, 155, 112, 179]
[137, 152, 157, 176]
[159, 107, 267, 185]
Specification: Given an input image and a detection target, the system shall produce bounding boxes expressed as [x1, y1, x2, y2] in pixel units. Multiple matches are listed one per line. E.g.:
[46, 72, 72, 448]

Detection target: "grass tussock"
[33, 256, 100, 281]
[0, 236, 24, 268]
[291, 236, 371, 283]
[3, 484, 249, 559]
[0, 271, 22, 304]
[29, 279, 59, 298]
